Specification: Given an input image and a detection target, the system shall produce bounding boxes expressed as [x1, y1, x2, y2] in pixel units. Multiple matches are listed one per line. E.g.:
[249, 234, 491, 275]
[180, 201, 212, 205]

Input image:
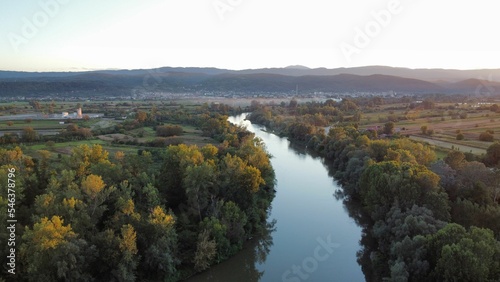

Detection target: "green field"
[0, 100, 222, 156]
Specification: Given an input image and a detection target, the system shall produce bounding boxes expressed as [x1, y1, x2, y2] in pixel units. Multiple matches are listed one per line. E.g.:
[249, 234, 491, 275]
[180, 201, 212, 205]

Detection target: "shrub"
[479, 132, 494, 142]
[421, 125, 428, 135]
[46, 140, 56, 149]
[456, 133, 464, 140]
[156, 125, 183, 137]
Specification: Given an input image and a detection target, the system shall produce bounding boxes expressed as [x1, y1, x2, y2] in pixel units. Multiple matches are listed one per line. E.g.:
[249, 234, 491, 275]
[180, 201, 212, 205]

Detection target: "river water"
[187, 114, 364, 282]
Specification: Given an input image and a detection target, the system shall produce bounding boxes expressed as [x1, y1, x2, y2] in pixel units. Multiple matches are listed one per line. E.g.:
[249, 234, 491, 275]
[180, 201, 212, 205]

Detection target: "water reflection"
[189, 114, 364, 282]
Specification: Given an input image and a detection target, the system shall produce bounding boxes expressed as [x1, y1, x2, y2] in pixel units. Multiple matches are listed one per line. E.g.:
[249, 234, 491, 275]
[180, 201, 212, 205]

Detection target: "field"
[3, 98, 500, 158]
[359, 102, 500, 156]
[0, 100, 220, 158]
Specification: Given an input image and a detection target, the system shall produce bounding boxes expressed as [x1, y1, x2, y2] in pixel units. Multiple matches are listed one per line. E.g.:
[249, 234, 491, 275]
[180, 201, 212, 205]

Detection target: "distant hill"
[284, 65, 311, 70]
[1, 66, 500, 97]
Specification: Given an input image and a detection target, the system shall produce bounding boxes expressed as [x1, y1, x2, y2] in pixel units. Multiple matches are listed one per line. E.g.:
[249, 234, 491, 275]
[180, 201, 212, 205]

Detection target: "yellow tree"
[119, 224, 138, 259]
[82, 174, 105, 199]
[117, 224, 139, 281]
[20, 216, 92, 281]
[0, 146, 23, 165]
[148, 206, 175, 229]
[142, 206, 178, 280]
[25, 216, 75, 250]
[81, 174, 112, 217]
[114, 151, 125, 162]
[136, 111, 147, 123]
[71, 144, 110, 176]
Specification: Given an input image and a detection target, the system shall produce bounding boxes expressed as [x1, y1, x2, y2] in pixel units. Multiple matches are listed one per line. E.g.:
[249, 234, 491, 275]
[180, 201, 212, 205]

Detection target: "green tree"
[200, 217, 231, 262]
[485, 142, 500, 166]
[193, 230, 216, 271]
[360, 161, 449, 221]
[183, 162, 216, 221]
[221, 201, 247, 249]
[384, 122, 395, 135]
[429, 224, 500, 281]
[20, 216, 94, 281]
[161, 144, 204, 208]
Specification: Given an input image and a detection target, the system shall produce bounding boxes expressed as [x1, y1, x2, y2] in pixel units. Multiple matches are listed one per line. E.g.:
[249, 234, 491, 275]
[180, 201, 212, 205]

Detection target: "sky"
[1, 0, 499, 72]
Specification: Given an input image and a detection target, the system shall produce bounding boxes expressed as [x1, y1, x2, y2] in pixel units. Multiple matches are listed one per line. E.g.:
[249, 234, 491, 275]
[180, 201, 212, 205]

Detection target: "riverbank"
[187, 114, 364, 281]
[246, 103, 500, 281]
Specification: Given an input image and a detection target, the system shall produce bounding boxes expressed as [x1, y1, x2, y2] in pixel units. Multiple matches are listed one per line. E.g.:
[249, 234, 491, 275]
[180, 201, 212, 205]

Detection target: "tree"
[444, 150, 465, 170]
[80, 174, 113, 218]
[22, 127, 38, 142]
[183, 162, 216, 221]
[6, 121, 13, 126]
[20, 216, 94, 281]
[46, 140, 55, 150]
[114, 151, 125, 162]
[429, 224, 500, 281]
[221, 201, 247, 248]
[66, 124, 78, 132]
[360, 161, 449, 221]
[119, 224, 138, 260]
[114, 224, 140, 281]
[420, 125, 428, 135]
[160, 144, 204, 208]
[485, 142, 500, 166]
[479, 131, 494, 142]
[29, 100, 41, 110]
[384, 122, 395, 135]
[199, 217, 231, 262]
[70, 144, 110, 176]
[140, 206, 178, 281]
[136, 111, 147, 123]
[193, 230, 216, 271]
[156, 125, 183, 137]
[81, 174, 105, 199]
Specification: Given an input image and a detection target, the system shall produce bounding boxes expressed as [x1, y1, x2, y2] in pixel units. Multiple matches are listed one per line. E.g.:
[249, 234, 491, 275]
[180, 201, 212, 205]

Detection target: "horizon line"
[2, 64, 500, 73]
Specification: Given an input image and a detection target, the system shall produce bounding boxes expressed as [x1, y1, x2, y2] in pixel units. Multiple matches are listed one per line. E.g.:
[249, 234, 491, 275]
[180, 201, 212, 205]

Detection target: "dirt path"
[410, 135, 487, 155]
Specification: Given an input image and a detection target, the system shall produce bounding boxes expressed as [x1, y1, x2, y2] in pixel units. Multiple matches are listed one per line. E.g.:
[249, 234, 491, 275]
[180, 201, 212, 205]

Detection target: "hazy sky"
[1, 0, 499, 71]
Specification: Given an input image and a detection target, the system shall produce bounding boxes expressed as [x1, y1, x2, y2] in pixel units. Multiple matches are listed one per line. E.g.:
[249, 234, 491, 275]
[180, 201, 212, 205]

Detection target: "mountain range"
[1, 65, 500, 97]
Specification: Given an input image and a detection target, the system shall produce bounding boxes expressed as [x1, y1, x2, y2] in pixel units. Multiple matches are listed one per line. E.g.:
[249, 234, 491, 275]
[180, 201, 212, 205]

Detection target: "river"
[187, 113, 364, 282]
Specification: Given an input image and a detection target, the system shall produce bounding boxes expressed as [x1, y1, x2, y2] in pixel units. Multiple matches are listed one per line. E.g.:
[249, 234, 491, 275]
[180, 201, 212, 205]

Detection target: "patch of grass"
[434, 148, 449, 160]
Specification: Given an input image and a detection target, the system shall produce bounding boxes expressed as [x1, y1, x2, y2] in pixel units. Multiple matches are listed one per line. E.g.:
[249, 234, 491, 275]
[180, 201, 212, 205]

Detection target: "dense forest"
[248, 99, 500, 281]
[0, 109, 275, 281]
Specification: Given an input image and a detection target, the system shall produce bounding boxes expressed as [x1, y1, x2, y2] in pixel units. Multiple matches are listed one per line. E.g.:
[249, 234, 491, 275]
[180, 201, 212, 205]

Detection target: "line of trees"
[248, 100, 500, 281]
